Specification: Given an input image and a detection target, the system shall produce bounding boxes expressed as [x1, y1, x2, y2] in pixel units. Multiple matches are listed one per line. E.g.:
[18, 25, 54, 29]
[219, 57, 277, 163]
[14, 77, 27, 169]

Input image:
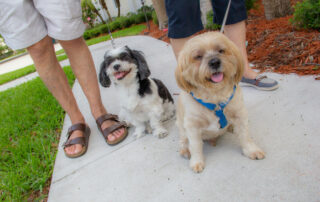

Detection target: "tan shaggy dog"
[175, 32, 265, 173]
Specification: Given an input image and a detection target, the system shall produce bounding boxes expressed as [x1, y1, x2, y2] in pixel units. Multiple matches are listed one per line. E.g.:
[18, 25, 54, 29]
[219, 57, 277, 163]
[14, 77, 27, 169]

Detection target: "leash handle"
[220, 0, 232, 33]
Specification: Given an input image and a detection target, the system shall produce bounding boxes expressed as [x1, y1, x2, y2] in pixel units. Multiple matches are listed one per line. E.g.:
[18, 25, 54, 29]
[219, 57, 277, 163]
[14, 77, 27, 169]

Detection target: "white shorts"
[0, 0, 86, 50]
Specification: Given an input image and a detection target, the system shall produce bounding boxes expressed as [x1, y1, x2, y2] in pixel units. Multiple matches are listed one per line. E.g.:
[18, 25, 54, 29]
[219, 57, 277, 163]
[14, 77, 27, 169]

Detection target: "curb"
[0, 52, 29, 64]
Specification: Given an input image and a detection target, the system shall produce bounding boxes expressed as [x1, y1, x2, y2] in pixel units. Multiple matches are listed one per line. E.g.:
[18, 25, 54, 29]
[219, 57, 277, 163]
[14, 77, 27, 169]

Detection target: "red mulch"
[141, 0, 320, 78]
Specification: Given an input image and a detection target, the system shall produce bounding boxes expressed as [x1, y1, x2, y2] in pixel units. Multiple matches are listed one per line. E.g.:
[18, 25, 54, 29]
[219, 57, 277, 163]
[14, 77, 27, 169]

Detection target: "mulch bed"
[141, 0, 320, 79]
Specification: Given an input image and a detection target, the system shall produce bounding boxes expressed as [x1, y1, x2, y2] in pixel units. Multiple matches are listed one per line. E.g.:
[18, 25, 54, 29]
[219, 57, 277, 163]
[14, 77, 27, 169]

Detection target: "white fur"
[104, 48, 175, 139]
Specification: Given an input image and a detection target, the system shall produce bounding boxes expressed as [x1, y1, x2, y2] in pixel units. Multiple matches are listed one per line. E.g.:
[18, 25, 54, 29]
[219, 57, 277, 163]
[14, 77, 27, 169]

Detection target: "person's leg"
[59, 37, 125, 142]
[170, 37, 193, 59]
[224, 20, 257, 79]
[166, 0, 203, 59]
[27, 36, 86, 156]
[212, 0, 278, 90]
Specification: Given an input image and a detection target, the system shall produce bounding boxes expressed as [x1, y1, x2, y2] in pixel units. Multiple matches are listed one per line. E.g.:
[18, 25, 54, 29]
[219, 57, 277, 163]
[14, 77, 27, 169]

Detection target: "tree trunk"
[92, 6, 106, 24]
[115, 0, 121, 17]
[99, 0, 113, 22]
[262, 0, 292, 20]
[151, 0, 168, 30]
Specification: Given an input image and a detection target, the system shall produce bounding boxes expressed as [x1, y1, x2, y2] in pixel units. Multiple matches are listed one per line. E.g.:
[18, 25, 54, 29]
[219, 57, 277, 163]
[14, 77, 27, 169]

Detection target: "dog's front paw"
[190, 160, 205, 173]
[243, 143, 265, 160]
[180, 148, 191, 159]
[133, 131, 146, 139]
[153, 128, 168, 139]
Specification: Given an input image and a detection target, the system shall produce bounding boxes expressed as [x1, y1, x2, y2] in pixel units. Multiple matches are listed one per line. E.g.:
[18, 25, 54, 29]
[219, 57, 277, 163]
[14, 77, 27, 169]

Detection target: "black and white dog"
[99, 46, 175, 139]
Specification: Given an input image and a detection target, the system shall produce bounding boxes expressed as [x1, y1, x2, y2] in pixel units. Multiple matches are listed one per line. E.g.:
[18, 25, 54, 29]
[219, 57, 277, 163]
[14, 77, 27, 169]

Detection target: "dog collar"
[190, 85, 236, 129]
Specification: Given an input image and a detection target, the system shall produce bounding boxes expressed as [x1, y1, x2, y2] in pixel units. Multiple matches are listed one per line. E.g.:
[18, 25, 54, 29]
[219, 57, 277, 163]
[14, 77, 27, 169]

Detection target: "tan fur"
[175, 32, 265, 173]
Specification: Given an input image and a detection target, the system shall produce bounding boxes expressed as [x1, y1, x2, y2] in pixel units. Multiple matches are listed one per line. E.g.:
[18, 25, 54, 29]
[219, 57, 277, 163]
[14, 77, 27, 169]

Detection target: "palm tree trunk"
[99, 0, 113, 22]
[262, 0, 292, 20]
[93, 7, 106, 24]
[115, 0, 121, 17]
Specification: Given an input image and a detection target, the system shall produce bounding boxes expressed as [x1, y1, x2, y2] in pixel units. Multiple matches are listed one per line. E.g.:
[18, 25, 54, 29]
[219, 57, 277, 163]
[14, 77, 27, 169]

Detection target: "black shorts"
[165, 0, 247, 38]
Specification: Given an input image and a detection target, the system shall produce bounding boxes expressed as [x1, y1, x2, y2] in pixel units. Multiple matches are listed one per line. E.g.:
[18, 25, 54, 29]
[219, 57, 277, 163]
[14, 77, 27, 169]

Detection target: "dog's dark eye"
[119, 53, 127, 59]
[194, 55, 203, 60]
[219, 49, 225, 54]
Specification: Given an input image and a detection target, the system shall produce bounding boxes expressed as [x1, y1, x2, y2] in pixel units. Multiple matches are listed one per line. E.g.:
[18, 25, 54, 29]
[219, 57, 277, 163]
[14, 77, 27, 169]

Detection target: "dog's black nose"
[113, 64, 120, 71]
[208, 58, 221, 69]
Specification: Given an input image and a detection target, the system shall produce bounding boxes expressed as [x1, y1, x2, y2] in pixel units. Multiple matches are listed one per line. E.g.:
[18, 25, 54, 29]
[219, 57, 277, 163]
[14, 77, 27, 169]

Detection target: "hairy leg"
[59, 37, 125, 143]
[224, 20, 258, 79]
[170, 36, 193, 59]
[27, 36, 86, 156]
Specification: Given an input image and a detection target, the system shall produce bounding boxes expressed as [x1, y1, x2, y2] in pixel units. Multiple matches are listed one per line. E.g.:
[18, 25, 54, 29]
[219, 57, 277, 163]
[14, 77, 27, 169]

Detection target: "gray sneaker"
[240, 75, 279, 91]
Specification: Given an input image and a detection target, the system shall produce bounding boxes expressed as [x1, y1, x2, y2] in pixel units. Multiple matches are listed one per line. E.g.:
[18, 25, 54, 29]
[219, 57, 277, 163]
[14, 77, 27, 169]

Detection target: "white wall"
[95, 0, 153, 21]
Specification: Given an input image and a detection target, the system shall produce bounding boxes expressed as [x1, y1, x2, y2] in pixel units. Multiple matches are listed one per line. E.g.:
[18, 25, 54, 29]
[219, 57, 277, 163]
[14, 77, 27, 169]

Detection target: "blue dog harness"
[190, 85, 237, 129]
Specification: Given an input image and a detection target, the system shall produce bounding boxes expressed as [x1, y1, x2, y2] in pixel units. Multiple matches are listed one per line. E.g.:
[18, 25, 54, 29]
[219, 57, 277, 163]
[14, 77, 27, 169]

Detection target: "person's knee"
[27, 36, 52, 58]
[59, 36, 84, 47]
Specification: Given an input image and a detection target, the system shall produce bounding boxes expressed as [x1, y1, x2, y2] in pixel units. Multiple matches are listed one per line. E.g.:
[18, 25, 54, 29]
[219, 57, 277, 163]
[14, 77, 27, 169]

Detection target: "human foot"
[96, 114, 128, 145]
[63, 123, 90, 158]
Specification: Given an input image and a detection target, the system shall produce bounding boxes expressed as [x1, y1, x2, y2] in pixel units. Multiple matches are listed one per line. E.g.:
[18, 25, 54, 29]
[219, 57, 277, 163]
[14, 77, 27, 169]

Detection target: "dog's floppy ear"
[175, 52, 195, 93]
[231, 44, 244, 84]
[127, 46, 150, 80]
[99, 60, 111, 87]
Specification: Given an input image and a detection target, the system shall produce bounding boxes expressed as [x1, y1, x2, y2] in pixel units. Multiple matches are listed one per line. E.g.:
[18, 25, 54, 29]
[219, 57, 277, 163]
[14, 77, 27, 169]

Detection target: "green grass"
[85, 24, 146, 46]
[0, 54, 68, 85]
[55, 49, 65, 55]
[0, 64, 36, 85]
[0, 24, 146, 86]
[0, 66, 75, 201]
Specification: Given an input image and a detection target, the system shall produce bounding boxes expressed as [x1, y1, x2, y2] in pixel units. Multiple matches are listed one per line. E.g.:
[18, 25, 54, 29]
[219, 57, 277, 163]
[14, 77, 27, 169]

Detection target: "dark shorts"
[165, 0, 247, 38]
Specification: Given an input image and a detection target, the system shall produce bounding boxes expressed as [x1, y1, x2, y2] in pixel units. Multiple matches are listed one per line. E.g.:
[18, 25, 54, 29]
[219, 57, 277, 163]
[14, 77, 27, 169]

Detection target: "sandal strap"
[101, 122, 127, 139]
[67, 123, 87, 137]
[63, 137, 85, 148]
[96, 114, 119, 127]
[64, 123, 90, 148]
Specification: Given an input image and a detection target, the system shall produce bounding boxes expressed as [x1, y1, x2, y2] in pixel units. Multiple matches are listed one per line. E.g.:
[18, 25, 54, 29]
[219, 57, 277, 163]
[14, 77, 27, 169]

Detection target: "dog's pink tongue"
[115, 72, 125, 79]
[211, 72, 224, 83]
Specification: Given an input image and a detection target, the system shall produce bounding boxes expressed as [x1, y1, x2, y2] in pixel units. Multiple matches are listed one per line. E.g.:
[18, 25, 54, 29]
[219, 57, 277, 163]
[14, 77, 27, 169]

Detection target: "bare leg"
[58, 37, 125, 144]
[170, 36, 193, 59]
[27, 36, 124, 156]
[27, 36, 85, 156]
[224, 20, 257, 79]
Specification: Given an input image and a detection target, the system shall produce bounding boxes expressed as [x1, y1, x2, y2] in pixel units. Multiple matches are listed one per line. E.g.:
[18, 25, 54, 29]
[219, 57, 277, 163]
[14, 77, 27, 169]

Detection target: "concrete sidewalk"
[48, 36, 320, 202]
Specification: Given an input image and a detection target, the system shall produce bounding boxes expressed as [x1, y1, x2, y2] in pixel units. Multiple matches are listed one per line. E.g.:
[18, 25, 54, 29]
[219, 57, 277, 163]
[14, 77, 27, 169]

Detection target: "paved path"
[48, 36, 320, 202]
[0, 43, 63, 75]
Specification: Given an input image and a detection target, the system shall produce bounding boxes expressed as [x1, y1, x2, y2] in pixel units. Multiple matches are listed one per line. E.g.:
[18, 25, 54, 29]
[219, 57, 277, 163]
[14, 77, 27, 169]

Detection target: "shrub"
[137, 5, 153, 20]
[99, 24, 109, 34]
[83, 30, 92, 40]
[110, 20, 121, 31]
[137, 5, 153, 14]
[117, 16, 133, 28]
[291, 0, 320, 30]
[245, 0, 257, 11]
[90, 28, 101, 37]
[135, 13, 146, 24]
[152, 10, 158, 26]
[205, 10, 221, 30]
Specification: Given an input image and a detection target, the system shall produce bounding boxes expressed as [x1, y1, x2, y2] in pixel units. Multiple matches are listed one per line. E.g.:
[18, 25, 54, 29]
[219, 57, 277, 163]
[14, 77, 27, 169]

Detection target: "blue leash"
[190, 85, 236, 129]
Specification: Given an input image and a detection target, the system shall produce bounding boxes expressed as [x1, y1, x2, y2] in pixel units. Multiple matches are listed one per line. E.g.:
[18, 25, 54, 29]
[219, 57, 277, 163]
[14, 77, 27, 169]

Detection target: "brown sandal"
[96, 114, 128, 145]
[63, 123, 91, 158]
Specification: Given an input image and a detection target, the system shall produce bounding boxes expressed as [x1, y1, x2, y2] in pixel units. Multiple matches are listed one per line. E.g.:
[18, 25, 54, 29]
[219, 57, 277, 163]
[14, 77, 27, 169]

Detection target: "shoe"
[63, 123, 91, 158]
[240, 75, 279, 91]
[96, 114, 128, 145]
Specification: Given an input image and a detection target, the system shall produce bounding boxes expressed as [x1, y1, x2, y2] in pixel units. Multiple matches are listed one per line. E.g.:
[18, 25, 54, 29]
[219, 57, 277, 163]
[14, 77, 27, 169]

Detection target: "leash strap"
[97, 0, 116, 49]
[220, 0, 232, 33]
